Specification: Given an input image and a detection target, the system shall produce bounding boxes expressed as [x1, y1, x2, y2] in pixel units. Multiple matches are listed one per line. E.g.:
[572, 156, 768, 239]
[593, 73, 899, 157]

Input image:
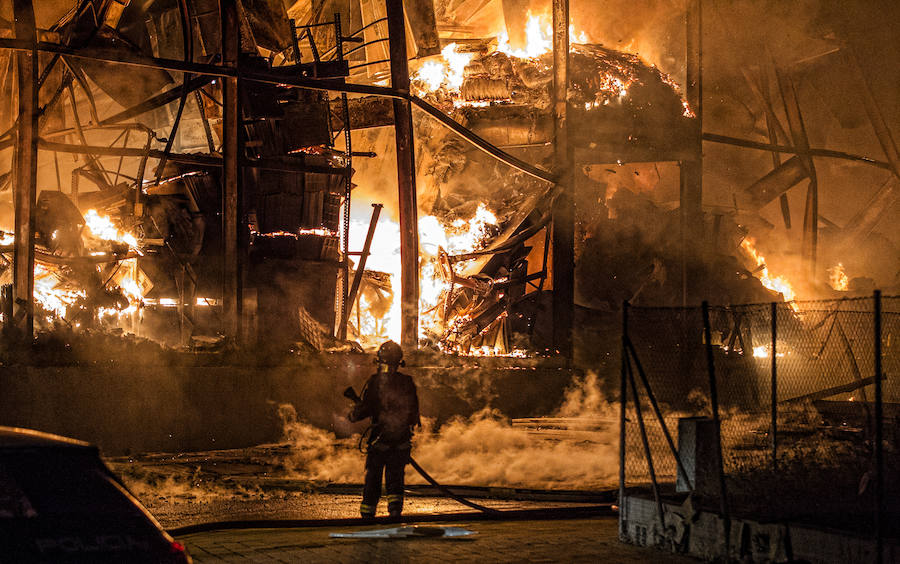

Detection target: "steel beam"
[386, 0, 419, 349]
[0, 38, 558, 183]
[775, 67, 817, 280]
[342, 204, 383, 335]
[701, 132, 892, 171]
[847, 49, 900, 180]
[737, 155, 807, 211]
[12, 0, 37, 338]
[221, 0, 241, 342]
[551, 0, 573, 358]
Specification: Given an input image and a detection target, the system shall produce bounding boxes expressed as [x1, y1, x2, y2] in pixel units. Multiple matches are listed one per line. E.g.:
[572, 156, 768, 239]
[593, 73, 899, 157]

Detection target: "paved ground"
[116, 446, 694, 562]
[177, 517, 697, 563]
[108, 447, 608, 528]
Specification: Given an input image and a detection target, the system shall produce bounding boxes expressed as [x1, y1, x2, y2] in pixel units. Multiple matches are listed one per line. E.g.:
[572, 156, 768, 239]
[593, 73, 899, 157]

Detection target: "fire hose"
[345, 387, 500, 515]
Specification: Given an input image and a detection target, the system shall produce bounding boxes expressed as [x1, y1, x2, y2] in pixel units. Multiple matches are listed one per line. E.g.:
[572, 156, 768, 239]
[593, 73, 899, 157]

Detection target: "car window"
[0, 451, 146, 519]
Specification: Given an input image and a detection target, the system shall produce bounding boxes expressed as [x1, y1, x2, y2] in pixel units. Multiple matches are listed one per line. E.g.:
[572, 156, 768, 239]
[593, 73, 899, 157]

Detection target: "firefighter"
[348, 340, 420, 519]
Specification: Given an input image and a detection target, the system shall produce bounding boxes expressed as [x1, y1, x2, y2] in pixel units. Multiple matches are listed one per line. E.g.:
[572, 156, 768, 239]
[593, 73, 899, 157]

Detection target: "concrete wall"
[620, 493, 900, 563]
[0, 354, 575, 455]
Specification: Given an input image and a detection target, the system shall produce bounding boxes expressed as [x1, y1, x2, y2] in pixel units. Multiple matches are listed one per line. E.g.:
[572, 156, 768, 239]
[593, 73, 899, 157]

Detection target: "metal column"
[681, 0, 703, 306]
[551, 0, 573, 358]
[12, 0, 37, 338]
[386, 0, 419, 349]
[221, 0, 242, 341]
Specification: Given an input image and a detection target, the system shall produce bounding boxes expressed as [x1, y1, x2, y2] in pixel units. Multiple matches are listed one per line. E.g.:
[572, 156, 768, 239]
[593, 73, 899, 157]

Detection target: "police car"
[0, 426, 191, 563]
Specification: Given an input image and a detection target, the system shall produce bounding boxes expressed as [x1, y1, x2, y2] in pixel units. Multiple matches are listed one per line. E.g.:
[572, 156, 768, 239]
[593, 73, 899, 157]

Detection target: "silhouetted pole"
[770, 301, 778, 471]
[551, 0, 574, 358]
[874, 290, 883, 564]
[221, 0, 242, 341]
[12, 0, 37, 338]
[386, 0, 419, 349]
[681, 0, 703, 306]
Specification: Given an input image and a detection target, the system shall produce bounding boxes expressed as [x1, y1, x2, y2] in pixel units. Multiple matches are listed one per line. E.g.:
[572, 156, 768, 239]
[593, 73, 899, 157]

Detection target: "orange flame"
[740, 237, 799, 310]
[827, 263, 849, 291]
[346, 202, 502, 352]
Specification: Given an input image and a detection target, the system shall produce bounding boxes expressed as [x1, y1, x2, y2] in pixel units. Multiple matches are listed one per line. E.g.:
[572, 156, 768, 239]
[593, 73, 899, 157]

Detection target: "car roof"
[0, 426, 96, 451]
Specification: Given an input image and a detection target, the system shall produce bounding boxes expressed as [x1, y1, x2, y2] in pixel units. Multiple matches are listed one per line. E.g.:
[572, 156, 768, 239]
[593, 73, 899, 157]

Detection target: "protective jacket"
[349, 370, 420, 446]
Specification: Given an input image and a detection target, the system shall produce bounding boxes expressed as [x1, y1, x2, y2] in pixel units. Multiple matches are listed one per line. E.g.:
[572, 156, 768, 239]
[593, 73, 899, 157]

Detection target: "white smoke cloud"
[278, 371, 620, 489]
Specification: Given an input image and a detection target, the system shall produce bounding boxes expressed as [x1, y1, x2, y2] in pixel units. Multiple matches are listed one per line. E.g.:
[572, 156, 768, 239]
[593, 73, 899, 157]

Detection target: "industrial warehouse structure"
[0, 1, 897, 561]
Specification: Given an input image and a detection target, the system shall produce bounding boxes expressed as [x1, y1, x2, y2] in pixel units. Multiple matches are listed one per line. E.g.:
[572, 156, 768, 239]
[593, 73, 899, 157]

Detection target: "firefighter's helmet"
[376, 340, 404, 366]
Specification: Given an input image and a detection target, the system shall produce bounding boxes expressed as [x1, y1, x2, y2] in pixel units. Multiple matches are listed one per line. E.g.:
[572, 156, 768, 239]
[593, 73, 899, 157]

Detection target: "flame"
[442, 43, 473, 91]
[827, 263, 849, 291]
[83, 209, 142, 255]
[347, 202, 501, 351]
[496, 15, 590, 58]
[346, 216, 402, 345]
[570, 25, 589, 44]
[2, 210, 148, 323]
[411, 43, 474, 95]
[33, 264, 84, 319]
[740, 237, 799, 310]
[412, 15, 593, 105]
[83, 211, 148, 318]
[497, 13, 553, 58]
[416, 60, 446, 91]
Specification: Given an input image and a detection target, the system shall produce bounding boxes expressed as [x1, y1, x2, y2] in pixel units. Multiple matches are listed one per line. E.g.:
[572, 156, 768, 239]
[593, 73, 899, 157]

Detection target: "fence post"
[626, 338, 694, 490]
[874, 290, 883, 564]
[619, 300, 628, 532]
[627, 356, 665, 531]
[702, 301, 730, 556]
[771, 302, 777, 472]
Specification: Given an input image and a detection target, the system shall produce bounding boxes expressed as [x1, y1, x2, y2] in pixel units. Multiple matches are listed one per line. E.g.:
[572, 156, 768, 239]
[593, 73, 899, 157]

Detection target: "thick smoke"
[276, 371, 619, 489]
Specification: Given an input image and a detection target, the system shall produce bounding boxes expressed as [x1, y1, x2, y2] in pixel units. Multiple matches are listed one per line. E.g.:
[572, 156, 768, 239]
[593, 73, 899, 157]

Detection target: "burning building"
[0, 0, 896, 360]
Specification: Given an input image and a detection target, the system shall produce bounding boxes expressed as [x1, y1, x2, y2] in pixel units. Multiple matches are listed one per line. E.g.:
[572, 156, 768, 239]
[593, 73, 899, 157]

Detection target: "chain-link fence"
[620, 293, 898, 546]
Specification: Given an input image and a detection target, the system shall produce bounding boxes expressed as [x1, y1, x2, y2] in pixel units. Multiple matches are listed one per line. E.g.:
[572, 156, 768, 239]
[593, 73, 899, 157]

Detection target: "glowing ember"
[827, 263, 849, 291]
[460, 346, 528, 358]
[252, 228, 337, 238]
[752, 344, 786, 359]
[740, 237, 799, 310]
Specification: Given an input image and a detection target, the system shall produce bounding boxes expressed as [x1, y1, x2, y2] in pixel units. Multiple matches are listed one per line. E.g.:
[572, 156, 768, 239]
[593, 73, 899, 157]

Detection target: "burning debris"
[0, 0, 894, 360]
[0, 203, 147, 328]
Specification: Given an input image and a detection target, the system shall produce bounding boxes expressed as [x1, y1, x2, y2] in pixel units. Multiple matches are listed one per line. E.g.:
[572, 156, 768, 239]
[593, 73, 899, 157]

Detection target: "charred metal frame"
[1, 0, 562, 346]
[342, 203, 383, 335]
[12, 0, 38, 337]
[551, 0, 574, 358]
[386, 0, 420, 349]
[221, 0, 241, 341]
